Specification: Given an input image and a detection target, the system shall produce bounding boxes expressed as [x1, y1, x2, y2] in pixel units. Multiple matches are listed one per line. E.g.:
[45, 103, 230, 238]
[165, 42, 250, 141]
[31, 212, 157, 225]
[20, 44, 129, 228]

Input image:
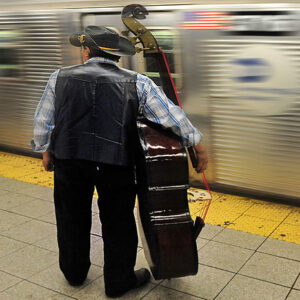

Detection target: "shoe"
[67, 279, 85, 286]
[105, 268, 151, 298]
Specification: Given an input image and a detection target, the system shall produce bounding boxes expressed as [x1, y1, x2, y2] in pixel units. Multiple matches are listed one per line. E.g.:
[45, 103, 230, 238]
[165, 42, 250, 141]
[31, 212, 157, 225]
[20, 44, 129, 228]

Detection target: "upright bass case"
[122, 4, 203, 280]
[135, 119, 198, 280]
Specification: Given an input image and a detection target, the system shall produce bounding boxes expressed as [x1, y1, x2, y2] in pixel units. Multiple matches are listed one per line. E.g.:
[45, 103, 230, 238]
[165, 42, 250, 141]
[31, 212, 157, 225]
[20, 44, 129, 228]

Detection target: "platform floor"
[0, 151, 299, 299]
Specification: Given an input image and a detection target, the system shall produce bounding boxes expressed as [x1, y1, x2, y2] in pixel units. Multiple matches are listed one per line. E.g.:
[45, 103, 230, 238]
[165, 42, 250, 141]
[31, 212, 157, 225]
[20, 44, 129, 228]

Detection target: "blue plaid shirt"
[32, 57, 202, 152]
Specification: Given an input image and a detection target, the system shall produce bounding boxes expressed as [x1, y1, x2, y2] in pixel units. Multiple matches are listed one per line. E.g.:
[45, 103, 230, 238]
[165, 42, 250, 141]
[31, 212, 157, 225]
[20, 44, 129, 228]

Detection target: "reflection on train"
[0, 1, 299, 201]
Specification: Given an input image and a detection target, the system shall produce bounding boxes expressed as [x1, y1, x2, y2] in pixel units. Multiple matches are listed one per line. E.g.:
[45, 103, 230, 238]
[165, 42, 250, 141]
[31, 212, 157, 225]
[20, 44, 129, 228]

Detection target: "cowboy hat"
[69, 25, 136, 56]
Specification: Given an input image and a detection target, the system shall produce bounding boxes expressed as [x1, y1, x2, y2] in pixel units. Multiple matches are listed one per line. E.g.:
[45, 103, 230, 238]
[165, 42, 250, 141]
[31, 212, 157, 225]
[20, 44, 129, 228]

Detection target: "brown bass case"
[135, 119, 198, 280]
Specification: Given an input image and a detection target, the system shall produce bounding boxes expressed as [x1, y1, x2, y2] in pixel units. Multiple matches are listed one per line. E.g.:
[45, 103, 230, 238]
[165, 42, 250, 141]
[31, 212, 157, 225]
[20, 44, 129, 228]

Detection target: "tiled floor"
[0, 176, 299, 299]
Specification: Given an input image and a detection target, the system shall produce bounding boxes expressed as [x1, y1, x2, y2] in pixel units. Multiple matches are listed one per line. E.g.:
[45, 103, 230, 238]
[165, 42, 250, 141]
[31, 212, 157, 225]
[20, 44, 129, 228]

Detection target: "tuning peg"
[135, 47, 143, 53]
[137, 27, 145, 34]
[121, 30, 129, 36]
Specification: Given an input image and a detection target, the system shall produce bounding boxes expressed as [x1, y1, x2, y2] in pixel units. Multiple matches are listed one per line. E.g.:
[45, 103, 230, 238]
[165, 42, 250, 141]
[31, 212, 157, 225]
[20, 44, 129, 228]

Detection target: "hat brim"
[69, 33, 136, 56]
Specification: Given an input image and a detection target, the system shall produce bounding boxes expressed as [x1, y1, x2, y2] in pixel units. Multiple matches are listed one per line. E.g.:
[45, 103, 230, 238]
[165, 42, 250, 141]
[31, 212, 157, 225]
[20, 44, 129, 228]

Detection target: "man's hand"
[42, 152, 54, 172]
[193, 142, 208, 173]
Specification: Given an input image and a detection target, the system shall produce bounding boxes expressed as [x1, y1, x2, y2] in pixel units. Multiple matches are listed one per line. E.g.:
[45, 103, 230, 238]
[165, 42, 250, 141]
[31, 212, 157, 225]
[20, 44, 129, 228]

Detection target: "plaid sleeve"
[31, 70, 59, 152]
[136, 73, 202, 147]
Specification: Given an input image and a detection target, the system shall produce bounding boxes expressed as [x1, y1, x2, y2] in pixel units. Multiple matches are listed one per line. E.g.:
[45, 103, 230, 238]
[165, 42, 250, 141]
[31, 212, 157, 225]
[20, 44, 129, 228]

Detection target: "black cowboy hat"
[69, 25, 136, 56]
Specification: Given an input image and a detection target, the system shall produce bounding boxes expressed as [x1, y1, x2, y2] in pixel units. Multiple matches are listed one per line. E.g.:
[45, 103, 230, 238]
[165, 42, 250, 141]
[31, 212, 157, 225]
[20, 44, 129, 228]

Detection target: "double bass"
[122, 4, 204, 280]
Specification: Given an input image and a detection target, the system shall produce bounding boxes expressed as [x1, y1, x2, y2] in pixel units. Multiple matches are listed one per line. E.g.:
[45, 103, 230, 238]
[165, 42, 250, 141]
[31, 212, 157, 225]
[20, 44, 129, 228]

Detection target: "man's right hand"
[193, 142, 208, 173]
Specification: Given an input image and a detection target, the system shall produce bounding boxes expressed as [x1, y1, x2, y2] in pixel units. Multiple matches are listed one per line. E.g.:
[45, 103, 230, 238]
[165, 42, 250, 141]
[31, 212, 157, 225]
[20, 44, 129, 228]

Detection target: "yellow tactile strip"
[188, 188, 300, 244]
[0, 151, 299, 244]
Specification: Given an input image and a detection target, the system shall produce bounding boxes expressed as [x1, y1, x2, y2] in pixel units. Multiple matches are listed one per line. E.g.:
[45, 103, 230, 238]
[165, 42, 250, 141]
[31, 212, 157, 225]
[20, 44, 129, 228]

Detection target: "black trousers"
[53, 159, 138, 292]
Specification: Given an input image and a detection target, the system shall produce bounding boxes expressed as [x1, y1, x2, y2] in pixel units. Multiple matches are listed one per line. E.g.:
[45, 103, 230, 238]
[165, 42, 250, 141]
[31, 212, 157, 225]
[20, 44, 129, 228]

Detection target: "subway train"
[0, 0, 299, 201]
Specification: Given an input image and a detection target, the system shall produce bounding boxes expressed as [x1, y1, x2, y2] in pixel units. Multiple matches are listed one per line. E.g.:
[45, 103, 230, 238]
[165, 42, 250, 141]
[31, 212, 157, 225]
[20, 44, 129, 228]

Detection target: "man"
[32, 26, 208, 298]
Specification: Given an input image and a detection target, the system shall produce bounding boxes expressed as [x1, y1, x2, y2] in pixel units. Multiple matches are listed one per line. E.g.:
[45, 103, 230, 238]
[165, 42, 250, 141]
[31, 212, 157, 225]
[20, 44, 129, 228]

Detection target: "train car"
[0, 0, 299, 201]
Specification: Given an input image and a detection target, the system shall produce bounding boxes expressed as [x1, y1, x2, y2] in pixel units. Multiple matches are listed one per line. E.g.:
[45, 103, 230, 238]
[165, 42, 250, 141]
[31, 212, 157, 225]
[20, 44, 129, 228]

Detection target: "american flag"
[182, 11, 228, 30]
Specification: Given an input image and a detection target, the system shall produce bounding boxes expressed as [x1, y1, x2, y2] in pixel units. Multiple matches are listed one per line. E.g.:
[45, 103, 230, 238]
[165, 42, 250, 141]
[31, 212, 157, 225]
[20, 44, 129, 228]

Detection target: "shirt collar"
[84, 57, 118, 66]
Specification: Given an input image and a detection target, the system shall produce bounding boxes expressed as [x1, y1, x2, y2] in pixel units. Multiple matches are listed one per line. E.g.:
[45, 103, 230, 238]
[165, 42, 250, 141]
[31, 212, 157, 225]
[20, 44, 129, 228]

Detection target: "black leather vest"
[50, 61, 139, 166]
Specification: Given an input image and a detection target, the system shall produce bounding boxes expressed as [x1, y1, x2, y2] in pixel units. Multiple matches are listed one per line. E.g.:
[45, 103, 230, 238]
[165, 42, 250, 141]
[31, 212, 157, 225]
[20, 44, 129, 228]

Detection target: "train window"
[141, 30, 182, 89]
[0, 48, 19, 77]
[0, 30, 19, 78]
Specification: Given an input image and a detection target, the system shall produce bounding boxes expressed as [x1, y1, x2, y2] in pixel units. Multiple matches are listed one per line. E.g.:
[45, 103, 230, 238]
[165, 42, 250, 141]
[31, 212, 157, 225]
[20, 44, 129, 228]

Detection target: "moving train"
[0, 0, 299, 201]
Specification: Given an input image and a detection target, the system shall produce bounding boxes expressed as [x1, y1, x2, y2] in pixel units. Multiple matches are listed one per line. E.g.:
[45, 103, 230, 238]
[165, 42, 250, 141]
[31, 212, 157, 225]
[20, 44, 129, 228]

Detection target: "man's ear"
[82, 46, 91, 61]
